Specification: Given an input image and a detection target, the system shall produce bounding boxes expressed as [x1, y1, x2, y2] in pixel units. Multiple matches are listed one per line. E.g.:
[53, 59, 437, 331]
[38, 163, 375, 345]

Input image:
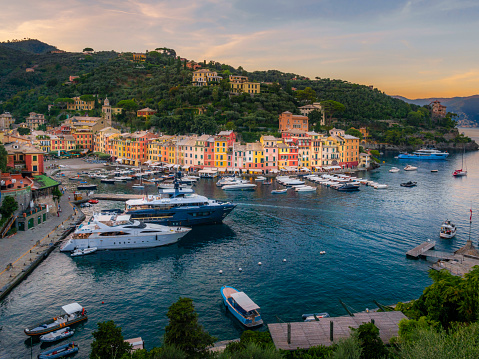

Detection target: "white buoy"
[283, 259, 287, 262]
[258, 262, 262, 266]
[238, 267, 242, 272]
[219, 270, 223, 274]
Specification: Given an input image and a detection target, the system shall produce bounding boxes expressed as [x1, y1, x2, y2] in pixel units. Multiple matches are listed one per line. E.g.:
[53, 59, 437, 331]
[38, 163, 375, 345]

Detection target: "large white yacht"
[60, 213, 191, 252]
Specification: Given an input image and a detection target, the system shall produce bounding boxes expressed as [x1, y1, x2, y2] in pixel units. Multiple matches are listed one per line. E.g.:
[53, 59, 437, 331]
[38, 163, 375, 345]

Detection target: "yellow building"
[67, 97, 95, 111]
[132, 53, 146, 62]
[94, 127, 120, 154]
[214, 136, 228, 169]
[230, 82, 260, 94]
[192, 69, 223, 86]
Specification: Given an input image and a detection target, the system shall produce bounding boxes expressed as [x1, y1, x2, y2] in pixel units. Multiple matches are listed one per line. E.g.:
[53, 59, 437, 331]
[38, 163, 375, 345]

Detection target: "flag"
[470, 209, 473, 222]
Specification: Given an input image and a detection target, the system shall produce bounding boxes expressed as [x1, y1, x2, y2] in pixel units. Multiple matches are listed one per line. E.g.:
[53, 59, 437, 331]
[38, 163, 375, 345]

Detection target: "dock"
[406, 241, 436, 258]
[268, 311, 407, 350]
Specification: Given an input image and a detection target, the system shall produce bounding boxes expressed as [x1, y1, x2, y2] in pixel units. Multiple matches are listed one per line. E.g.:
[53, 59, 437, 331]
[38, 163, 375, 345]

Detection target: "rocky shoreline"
[366, 140, 478, 152]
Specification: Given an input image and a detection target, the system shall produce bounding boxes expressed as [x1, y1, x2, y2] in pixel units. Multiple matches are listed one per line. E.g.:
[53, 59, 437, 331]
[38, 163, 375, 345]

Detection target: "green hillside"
[0, 39, 58, 54]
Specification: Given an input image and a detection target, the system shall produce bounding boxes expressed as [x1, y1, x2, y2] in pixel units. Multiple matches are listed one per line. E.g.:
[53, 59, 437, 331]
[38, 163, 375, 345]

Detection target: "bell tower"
[102, 97, 112, 127]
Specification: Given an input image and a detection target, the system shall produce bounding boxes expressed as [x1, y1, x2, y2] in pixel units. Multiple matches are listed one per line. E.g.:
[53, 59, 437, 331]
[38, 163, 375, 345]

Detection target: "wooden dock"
[268, 311, 407, 350]
[406, 241, 436, 258]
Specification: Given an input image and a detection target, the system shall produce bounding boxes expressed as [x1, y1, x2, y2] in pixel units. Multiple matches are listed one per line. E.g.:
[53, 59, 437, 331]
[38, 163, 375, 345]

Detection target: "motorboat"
[374, 184, 388, 189]
[397, 148, 449, 160]
[125, 184, 236, 226]
[337, 183, 360, 192]
[400, 181, 417, 187]
[61, 213, 191, 251]
[68, 177, 82, 181]
[131, 184, 145, 189]
[271, 189, 288, 194]
[77, 184, 97, 190]
[39, 327, 74, 343]
[404, 165, 418, 171]
[255, 176, 267, 182]
[222, 183, 257, 191]
[100, 179, 115, 184]
[431, 170, 438, 173]
[389, 167, 400, 173]
[302, 312, 330, 322]
[24, 303, 87, 336]
[71, 247, 98, 257]
[88, 199, 99, 204]
[440, 220, 456, 239]
[38, 343, 79, 359]
[221, 286, 263, 327]
[295, 185, 316, 192]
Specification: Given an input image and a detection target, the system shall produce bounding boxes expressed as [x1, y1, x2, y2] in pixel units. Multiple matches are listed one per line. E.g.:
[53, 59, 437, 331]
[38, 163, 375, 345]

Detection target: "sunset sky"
[1, 0, 478, 99]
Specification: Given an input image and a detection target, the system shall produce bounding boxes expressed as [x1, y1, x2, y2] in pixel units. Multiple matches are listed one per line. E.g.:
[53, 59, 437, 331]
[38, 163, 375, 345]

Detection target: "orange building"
[4, 142, 44, 175]
[430, 100, 447, 119]
[137, 108, 157, 117]
[279, 112, 309, 132]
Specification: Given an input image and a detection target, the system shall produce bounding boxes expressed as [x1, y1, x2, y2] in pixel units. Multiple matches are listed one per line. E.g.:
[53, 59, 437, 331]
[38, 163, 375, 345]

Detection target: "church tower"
[102, 97, 112, 127]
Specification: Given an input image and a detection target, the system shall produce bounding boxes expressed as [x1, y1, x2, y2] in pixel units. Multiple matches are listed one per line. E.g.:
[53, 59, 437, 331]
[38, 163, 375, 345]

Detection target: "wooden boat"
[40, 327, 74, 343]
[38, 342, 79, 359]
[302, 312, 330, 322]
[400, 181, 417, 187]
[24, 303, 87, 336]
[220, 286, 263, 327]
[271, 189, 287, 194]
[77, 184, 97, 190]
[71, 247, 98, 257]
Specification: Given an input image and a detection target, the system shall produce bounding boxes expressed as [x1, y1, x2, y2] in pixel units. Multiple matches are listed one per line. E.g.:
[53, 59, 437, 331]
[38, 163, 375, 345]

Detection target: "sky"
[1, 0, 479, 99]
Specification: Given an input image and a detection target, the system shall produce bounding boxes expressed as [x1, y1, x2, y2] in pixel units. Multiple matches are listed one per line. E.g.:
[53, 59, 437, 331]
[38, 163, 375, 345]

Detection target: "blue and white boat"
[221, 286, 263, 327]
[38, 342, 78, 358]
[397, 148, 449, 160]
[40, 327, 74, 343]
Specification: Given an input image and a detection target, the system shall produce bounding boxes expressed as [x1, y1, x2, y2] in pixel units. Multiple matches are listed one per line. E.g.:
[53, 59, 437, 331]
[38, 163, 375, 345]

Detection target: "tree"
[321, 100, 345, 125]
[353, 322, 388, 359]
[296, 87, 316, 103]
[332, 330, 362, 359]
[18, 127, 31, 135]
[346, 128, 363, 140]
[218, 343, 283, 359]
[80, 94, 96, 102]
[0, 196, 18, 218]
[164, 297, 216, 358]
[0, 144, 8, 173]
[83, 47, 94, 52]
[52, 186, 62, 204]
[90, 320, 131, 359]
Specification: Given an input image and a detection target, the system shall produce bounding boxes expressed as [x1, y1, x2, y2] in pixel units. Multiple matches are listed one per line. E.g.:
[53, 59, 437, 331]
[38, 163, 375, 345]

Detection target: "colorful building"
[67, 96, 95, 111]
[25, 112, 45, 130]
[0, 113, 15, 130]
[4, 142, 44, 175]
[192, 69, 223, 86]
[279, 112, 309, 132]
[137, 108, 157, 117]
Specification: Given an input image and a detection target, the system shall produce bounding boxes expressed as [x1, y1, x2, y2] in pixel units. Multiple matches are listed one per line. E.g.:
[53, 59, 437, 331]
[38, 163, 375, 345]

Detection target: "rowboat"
[221, 286, 263, 327]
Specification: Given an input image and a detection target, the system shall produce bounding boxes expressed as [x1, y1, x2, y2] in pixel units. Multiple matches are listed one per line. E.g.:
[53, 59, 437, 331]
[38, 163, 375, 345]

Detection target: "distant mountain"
[392, 95, 479, 127]
[0, 39, 58, 54]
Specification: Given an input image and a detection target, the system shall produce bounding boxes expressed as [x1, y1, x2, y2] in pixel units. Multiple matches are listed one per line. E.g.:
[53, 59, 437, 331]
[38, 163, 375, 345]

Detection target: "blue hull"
[397, 153, 448, 160]
[127, 203, 236, 226]
[38, 343, 78, 359]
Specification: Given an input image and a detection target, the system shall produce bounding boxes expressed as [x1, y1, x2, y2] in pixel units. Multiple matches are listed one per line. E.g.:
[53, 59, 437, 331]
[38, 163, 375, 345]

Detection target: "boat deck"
[222, 287, 237, 298]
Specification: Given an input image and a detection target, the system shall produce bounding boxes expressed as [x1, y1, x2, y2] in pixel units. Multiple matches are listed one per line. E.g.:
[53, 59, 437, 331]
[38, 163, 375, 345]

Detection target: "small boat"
[24, 303, 87, 336]
[77, 185, 97, 190]
[374, 184, 388, 189]
[320, 251, 326, 255]
[271, 189, 287, 194]
[68, 177, 82, 181]
[389, 167, 400, 173]
[453, 169, 467, 177]
[100, 179, 115, 184]
[302, 312, 330, 322]
[71, 247, 98, 257]
[255, 176, 266, 182]
[221, 286, 263, 327]
[295, 186, 316, 192]
[38, 342, 79, 359]
[337, 183, 360, 192]
[222, 183, 256, 191]
[431, 170, 438, 173]
[400, 181, 417, 187]
[40, 327, 74, 343]
[404, 165, 417, 171]
[88, 199, 99, 204]
[440, 220, 456, 239]
[131, 184, 145, 189]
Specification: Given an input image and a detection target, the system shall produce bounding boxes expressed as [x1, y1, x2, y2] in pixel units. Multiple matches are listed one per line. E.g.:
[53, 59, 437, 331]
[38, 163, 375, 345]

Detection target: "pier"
[268, 311, 407, 350]
[406, 241, 436, 258]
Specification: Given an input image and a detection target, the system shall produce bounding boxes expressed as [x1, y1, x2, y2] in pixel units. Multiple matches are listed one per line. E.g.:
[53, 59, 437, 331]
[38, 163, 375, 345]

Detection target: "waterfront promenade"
[0, 161, 88, 300]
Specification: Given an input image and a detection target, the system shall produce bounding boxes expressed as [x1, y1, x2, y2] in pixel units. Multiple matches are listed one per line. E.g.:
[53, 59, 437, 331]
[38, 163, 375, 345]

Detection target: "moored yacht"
[397, 148, 449, 160]
[60, 213, 191, 251]
[440, 220, 456, 239]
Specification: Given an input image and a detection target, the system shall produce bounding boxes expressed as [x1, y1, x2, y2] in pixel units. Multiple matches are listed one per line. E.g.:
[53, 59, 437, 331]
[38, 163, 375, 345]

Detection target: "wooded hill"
[0, 40, 468, 145]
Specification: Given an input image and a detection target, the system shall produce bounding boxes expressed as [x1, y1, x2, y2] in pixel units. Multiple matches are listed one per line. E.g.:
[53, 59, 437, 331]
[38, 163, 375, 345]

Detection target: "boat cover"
[231, 292, 260, 311]
[62, 303, 82, 314]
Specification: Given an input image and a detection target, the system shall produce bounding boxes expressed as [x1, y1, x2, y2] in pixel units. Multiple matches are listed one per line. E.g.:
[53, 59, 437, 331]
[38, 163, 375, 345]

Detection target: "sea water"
[1, 137, 479, 357]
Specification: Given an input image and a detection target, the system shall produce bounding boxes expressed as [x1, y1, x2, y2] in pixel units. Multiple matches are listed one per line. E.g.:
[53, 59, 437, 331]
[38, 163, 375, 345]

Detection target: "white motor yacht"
[60, 213, 191, 251]
[389, 167, 400, 173]
[222, 183, 257, 191]
[404, 165, 418, 171]
[440, 220, 456, 239]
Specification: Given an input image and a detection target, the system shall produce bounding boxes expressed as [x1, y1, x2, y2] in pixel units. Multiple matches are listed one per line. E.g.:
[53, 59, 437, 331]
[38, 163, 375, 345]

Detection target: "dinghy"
[38, 342, 79, 359]
[39, 327, 74, 343]
[70, 247, 98, 257]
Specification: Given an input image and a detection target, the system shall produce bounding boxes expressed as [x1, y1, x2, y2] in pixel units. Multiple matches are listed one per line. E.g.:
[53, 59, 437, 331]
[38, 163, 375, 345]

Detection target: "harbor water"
[1, 133, 479, 357]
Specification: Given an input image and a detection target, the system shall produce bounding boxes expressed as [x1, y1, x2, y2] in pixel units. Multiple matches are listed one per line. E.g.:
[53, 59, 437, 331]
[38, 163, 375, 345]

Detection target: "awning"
[116, 158, 123, 162]
[249, 169, 263, 173]
[144, 160, 152, 164]
[270, 169, 279, 173]
[300, 167, 311, 172]
[62, 303, 83, 314]
[182, 165, 190, 170]
[231, 292, 260, 312]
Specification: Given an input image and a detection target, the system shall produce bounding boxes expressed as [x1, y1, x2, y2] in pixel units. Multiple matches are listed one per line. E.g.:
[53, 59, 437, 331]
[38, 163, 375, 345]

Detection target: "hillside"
[392, 95, 479, 127]
[0, 39, 58, 54]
